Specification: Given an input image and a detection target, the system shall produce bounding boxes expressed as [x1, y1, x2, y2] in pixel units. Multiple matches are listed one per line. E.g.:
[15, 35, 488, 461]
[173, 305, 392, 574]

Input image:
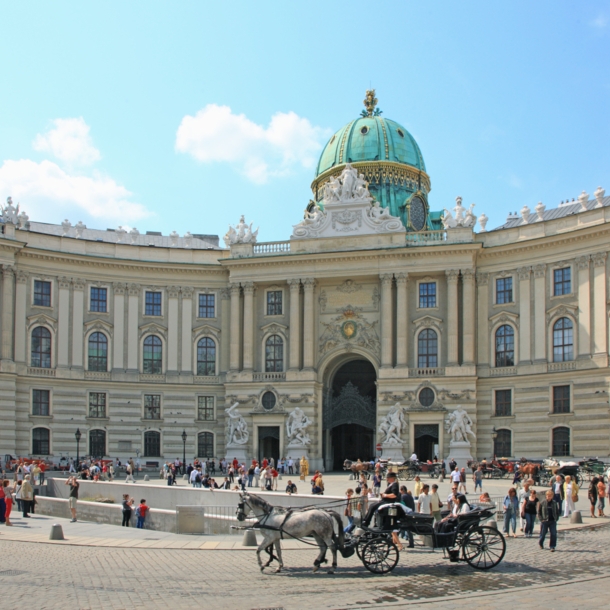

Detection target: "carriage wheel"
[397, 470, 408, 481]
[492, 468, 503, 479]
[462, 526, 506, 570]
[406, 470, 415, 481]
[574, 473, 583, 487]
[361, 538, 399, 574]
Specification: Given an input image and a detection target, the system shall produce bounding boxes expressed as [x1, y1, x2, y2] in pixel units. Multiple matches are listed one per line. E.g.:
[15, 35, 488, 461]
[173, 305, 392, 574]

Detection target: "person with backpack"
[136, 499, 148, 528]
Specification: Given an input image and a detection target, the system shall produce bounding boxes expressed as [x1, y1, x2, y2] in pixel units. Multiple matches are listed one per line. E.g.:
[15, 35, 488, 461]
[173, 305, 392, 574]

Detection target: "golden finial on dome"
[362, 89, 381, 117]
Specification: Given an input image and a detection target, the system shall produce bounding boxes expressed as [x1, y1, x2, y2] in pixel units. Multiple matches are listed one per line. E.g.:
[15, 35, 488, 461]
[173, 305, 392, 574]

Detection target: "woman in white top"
[417, 484, 432, 514]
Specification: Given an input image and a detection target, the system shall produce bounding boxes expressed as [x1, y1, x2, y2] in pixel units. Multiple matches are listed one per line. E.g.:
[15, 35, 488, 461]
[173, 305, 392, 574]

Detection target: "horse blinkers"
[236, 501, 247, 521]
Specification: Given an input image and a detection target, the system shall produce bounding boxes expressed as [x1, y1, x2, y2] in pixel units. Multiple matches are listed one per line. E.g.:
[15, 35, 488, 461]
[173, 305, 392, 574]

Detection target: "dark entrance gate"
[414, 424, 439, 462]
[258, 426, 280, 465]
[324, 360, 376, 470]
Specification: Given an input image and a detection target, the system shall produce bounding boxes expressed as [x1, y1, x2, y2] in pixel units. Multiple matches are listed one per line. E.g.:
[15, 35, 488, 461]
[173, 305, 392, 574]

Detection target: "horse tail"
[328, 510, 345, 551]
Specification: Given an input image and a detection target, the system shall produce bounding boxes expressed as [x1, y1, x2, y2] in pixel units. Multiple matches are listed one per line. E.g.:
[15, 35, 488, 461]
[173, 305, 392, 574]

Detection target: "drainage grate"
[0, 570, 28, 577]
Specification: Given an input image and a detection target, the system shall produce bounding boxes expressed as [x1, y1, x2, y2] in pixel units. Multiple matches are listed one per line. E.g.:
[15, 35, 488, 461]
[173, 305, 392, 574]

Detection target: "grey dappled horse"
[239, 491, 345, 573]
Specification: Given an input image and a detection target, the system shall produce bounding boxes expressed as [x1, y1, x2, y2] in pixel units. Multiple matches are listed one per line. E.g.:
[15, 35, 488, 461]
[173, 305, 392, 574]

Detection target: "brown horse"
[518, 460, 539, 481]
[343, 459, 373, 478]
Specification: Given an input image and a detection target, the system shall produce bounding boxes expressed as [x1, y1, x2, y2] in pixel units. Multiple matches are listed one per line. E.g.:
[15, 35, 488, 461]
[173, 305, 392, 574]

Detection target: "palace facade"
[1, 92, 609, 470]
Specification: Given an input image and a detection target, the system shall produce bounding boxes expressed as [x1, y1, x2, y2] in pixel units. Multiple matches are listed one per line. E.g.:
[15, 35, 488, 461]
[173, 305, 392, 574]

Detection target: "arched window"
[197, 337, 216, 376]
[265, 335, 284, 372]
[88, 332, 108, 371]
[552, 427, 570, 457]
[32, 427, 50, 455]
[89, 429, 106, 457]
[197, 432, 214, 458]
[418, 329, 438, 368]
[495, 325, 515, 367]
[144, 431, 161, 457]
[493, 429, 511, 458]
[31, 326, 51, 368]
[143, 335, 162, 374]
[553, 317, 573, 362]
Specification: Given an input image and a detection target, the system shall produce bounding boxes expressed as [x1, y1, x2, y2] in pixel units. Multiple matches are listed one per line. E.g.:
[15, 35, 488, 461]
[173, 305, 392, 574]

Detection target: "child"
[136, 499, 148, 528]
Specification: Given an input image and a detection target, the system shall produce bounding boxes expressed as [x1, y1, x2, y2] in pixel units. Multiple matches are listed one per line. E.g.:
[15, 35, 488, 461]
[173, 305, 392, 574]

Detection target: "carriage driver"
[361, 472, 400, 527]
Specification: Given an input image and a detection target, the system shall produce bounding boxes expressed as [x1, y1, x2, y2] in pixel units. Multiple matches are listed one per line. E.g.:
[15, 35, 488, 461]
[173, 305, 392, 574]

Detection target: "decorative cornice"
[546, 303, 578, 324]
[260, 321, 288, 335]
[412, 314, 443, 330]
[139, 322, 167, 339]
[84, 318, 114, 337]
[489, 310, 519, 331]
[27, 312, 57, 332]
[192, 323, 221, 340]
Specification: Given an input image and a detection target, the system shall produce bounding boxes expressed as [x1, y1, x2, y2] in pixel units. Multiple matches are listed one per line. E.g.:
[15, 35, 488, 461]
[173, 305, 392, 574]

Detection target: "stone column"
[476, 272, 489, 365]
[462, 268, 476, 365]
[380, 274, 394, 367]
[518, 267, 532, 363]
[167, 286, 180, 372]
[229, 283, 241, 371]
[395, 273, 408, 367]
[302, 278, 316, 370]
[1, 265, 15, 361]
[181, 287, 193, 372]
[592, 253, 607, 355]
[577, 255, 591, 358]
[57, 277, 71, 367]
[127, 283, 140, 371]
[71, 279, 85, 368]
[533, 264, 546, 361]
[14, 271, 28, 363]
[446, 270, 459, 365]
[113, 283, 125, 370]
[288, 279, 301, 370]
[242, 282, 255, 371]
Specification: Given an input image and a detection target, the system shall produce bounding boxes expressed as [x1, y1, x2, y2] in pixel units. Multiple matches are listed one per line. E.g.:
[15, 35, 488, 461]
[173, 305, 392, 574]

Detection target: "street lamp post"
[75, 428, 82, 470]
[181, 430, 187, 476]
[491, 427, 498, 459]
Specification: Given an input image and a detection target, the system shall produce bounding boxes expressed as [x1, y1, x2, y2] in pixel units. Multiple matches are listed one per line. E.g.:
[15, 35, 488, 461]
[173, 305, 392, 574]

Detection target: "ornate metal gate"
[323, 381, 376, 430]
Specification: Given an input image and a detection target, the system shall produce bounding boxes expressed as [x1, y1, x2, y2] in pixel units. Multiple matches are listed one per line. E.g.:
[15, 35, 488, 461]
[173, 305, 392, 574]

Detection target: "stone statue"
[225, 402, 249, 446]
[442, 197, 477, 230]
[368, 201, 391, 223]
[286, 406, 312, 446]
[378, 403, 407, 446]
[224, 215, 259, 246]
[323, 164, 372, 204]
[1, 197, 20, 224]
[61, 219, 72, 236]
[445, 406, 476, 444]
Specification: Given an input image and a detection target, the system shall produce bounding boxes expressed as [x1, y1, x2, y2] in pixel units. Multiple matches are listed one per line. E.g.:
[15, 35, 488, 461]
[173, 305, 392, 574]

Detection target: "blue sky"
[1, 1, 609, 242]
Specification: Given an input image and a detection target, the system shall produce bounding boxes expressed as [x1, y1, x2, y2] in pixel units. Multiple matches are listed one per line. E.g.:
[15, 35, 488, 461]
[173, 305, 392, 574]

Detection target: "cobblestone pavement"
[1, 522, 609, 609]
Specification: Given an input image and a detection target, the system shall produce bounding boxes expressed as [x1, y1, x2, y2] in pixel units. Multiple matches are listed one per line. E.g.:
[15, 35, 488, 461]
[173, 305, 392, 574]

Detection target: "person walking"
[3, 480, 14, 526]
[588, 477, 599, 518]
[125, 462, 134, 483]
[473, 466, 483, 494]
[122, 494, 133, 526]
[136, 499, 148, 528]
[413, 476, 423, 498]
[563, 475, 579, 518]
[66, 475, 79, 522]
[518, 479, 534, 531]
[430, 484, 443, 521]
[503, 487, 519, 537]
[538, 489, 560, 551]
[450, 466, 461, 489]
[551, 475, 564, 514]
[597, 478, 606, 517]
[458, 468, 468, 494]
[21, 475, 34, 518]
[523, 489, 540, 537]
[417, 484, 431, 515]
[247, 465, 254, 487]
[373, 472, 382, 498]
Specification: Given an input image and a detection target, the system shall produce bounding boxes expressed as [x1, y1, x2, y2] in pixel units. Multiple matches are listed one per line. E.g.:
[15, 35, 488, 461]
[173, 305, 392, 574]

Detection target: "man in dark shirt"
[538, 489, 560, 551]
[362, 472, 399, 527]
[399, 485, 415, 547]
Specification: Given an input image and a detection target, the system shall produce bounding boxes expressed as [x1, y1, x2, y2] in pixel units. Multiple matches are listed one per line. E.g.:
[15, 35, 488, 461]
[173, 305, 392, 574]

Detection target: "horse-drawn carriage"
[539, 459, 583, 486]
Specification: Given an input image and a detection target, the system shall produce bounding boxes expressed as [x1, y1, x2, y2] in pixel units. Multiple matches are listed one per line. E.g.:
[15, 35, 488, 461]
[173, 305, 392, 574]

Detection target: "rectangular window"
[496, 277, 513, 304]
[145, 291, 162, 316]
[198, 293, 215, 318]
[495, 389, 512, 417]
[554, 267, 571, 296]
[32, 389, 50, 416]
[144, 394, 161, 419]
[90, 287, 108, 313]
[197, 396, 214, 421]
[267, 290, 283, 316]
[88, 392, 107, 418]
[419, 282, 437, 308]
[33, 280, 52, 307]
[552, 385, 570, 414]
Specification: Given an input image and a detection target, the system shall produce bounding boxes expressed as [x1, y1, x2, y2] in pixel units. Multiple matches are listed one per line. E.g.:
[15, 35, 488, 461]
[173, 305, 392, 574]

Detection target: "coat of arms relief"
[318, 306, 380, 356]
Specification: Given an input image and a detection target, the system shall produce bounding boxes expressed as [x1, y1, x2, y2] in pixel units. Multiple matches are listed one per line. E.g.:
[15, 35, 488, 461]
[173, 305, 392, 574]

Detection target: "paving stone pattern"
[1, 523, 609, 609]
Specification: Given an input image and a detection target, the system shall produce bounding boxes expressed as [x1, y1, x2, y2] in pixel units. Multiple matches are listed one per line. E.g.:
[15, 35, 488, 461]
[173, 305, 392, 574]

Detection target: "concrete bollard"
[50, 524, 65, 540]
[486, 520, 498, 530]
[570, 511, 583, 524]
[183, 474, 188, 481]
[143, 475, 149, 481]
[242, 530, 258, 546]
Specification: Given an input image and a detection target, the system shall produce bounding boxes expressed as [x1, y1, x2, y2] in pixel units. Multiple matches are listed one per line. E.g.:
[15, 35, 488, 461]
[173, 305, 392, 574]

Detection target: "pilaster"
[593, 253, 607, 356]
[395, 273, 408, 367]
[181, 287, 193, 372]
[462, 268, 475, 365]
[71, 278, 85, 368]
[229, 283, 241, 372]
[112, 283, 125, 370]
[577, 255, 591, 358]
[14, 271, 27, 363]
[302, 278, 316, 370]
[380, 273, 393, 368]
[476, 272, 489, 366]
[127, 283, 140, 371]
[1, 265, 15, 361]
[242, 282, 255, 371]
[446, 269, 459, 365]
[518, 266, 531, 363]
[167, 286, 180, 372]
[533, 264, 546, 362]
[57, 276, 71, 367]
[288, 278, 301, 370]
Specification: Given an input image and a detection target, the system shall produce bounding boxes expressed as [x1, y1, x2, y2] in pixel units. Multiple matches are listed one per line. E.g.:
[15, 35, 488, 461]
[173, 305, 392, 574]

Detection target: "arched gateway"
[323, 359, 377, 470]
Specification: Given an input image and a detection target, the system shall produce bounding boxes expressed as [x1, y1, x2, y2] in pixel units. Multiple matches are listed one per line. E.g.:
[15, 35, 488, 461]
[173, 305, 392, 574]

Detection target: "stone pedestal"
[446, 441, 473, 470]
[225, 446, 248, 464]
[286, 444, 309, 463]
[381, 443, 405, 462]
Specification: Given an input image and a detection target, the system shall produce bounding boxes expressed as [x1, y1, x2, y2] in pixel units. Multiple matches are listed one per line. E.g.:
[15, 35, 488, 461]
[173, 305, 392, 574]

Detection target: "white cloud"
[0, 159, 150, 224]
[33, 117, 101, 166]
[175, 104, 330, 184]
[590, 14, 607, 29]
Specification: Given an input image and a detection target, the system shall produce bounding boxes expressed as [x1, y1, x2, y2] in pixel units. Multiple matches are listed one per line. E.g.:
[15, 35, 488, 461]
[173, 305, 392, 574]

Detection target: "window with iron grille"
[197, 432, 214, 458]
[145, 291, 162, 316]
[496, 277, 513, 304]
[144, 394, 161, 419]
[143, 335, 162, 374]
[495, 325, 515, 367]
[554, 267, 571, 296]
[32, 427, 50, 455]
[552, 427, 570, 456]
[495, 389, 512, 416]
[418, 282, 436, 308]
[553, 318, 573, 362]
[34, 280, 51, 307]
[418, 329, 438, 368]
[552, 385, 570, 414]
[31, 326, 52, 368]
[265, 335, 284, 372]
[493, 429, 511, 457]
[144, 431, 161, 457]
[198, 293, 215, 318]
[267, 291, 283, 316]
[196, 337, 216, 375]
[89, 392, 107, 418]
[32, 389, 50, 416]
[90, 287, 107, 313]
[197, 396, 214, 421]
[89, 429, 106, 457]
[88, 332, 108, 371]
